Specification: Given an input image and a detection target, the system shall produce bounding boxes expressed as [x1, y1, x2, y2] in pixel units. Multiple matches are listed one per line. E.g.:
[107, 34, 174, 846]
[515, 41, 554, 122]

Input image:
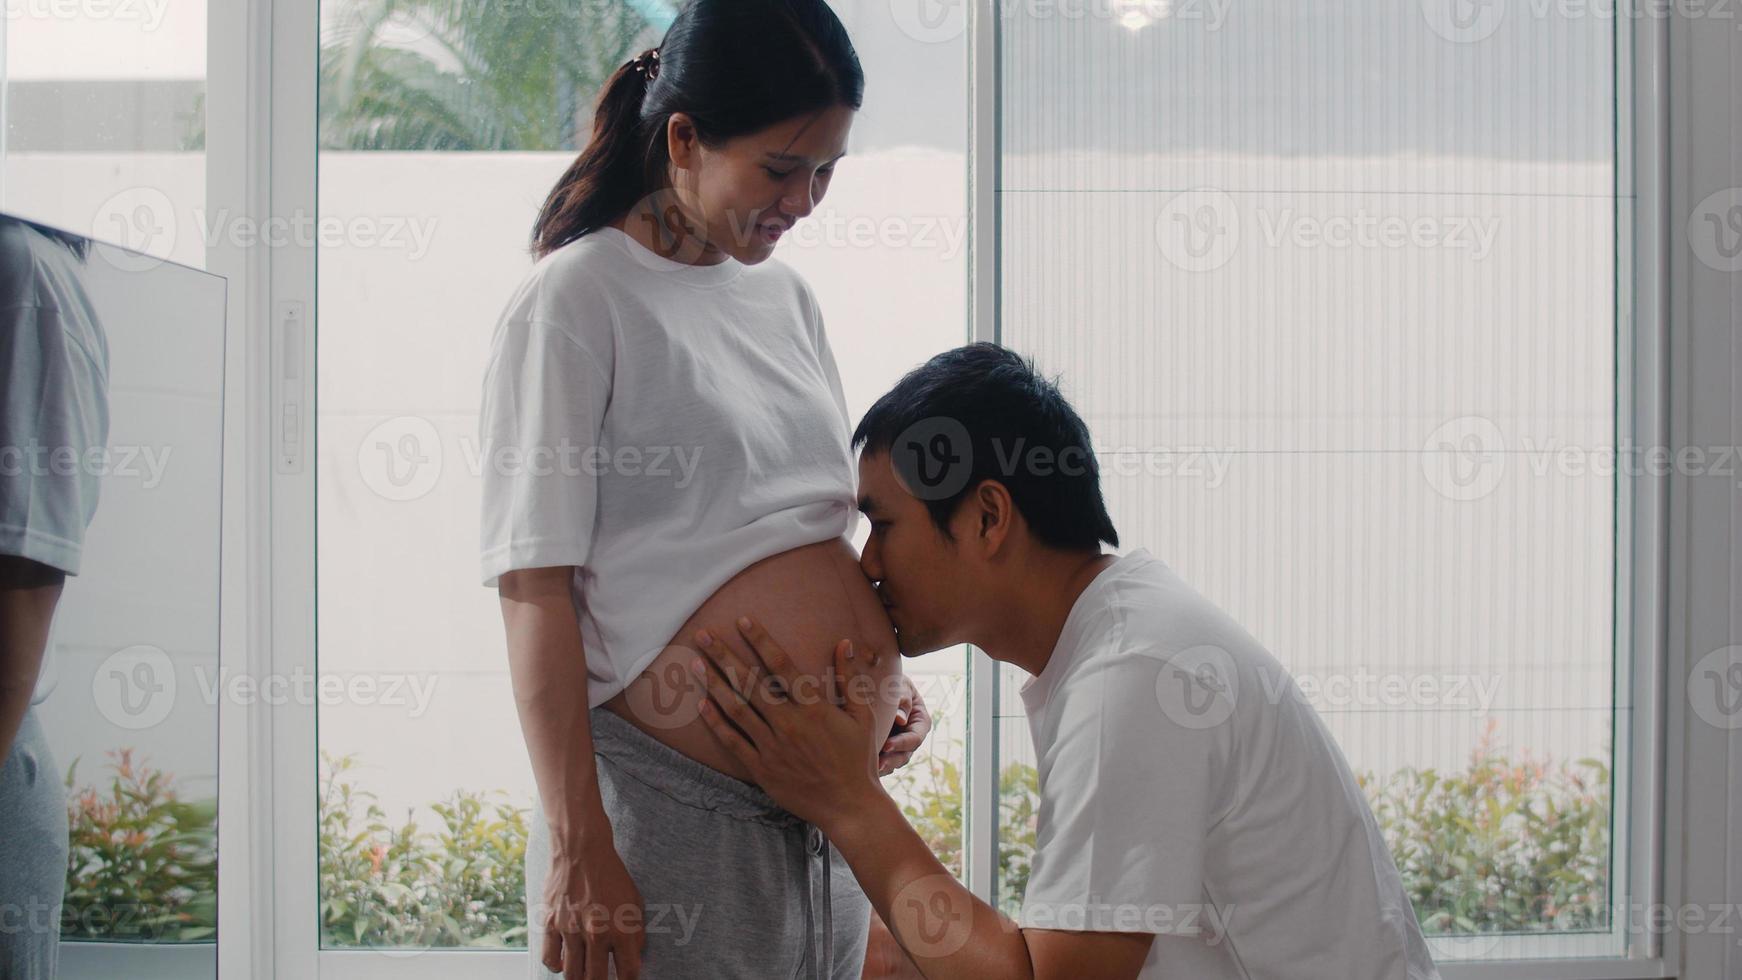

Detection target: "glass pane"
[994, 0, 1625, 962]
[2, 5, 219, 977]
[315, 0, 966, 960]
[0, 210, 224, 977]
[2, 0, 207, 269]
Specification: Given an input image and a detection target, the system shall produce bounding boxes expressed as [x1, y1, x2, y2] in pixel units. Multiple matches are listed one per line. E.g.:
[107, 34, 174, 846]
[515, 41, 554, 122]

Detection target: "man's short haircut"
[851, 342, 1120, 552]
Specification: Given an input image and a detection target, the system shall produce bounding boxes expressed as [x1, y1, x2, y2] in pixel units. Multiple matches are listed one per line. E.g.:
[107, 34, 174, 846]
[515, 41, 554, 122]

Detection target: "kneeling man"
[689, 343, 1440, 980]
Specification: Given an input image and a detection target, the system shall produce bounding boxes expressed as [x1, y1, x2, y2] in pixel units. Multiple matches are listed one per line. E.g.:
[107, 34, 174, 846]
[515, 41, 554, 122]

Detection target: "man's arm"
[828, 791, 1155, 980]
[687, 619, 1155, 980]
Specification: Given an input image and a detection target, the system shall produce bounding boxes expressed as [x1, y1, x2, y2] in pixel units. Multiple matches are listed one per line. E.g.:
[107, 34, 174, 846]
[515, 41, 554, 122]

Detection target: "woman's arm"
[498, 565, 610, 840]
[497, 565, 644, 980]
[0, 557, 63, 762]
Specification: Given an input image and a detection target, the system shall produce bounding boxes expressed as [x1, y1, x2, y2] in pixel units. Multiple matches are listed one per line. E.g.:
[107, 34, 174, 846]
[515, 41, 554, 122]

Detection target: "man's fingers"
[882, 730, 925, 755]
[697, 687, 763, 770]
[694, 628, 758, 696]
[834, 639, 880, 727]
[542, 927, 564, 974]
[695, 655, 775, 745]
[615, 935, 645, 980]
[562, 932, 584, 980]
[585, 933, 607, 980]
[734, 616, 799, 687]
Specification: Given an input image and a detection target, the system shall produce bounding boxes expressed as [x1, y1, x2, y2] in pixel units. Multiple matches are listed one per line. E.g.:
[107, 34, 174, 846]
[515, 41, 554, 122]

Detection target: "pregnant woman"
[479, 2, 923, 977]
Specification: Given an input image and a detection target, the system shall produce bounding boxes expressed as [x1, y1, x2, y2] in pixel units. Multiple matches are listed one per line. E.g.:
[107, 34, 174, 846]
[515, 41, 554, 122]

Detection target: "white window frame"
[235, 0, 1686, 978]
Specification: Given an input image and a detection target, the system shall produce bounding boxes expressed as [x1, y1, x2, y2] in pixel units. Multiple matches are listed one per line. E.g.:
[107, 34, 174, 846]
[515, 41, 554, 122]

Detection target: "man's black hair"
[851, 342, 1119, 551]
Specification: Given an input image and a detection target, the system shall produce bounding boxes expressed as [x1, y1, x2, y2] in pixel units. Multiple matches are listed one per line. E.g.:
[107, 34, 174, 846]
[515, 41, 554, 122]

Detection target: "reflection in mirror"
[0, 212, 224, 980]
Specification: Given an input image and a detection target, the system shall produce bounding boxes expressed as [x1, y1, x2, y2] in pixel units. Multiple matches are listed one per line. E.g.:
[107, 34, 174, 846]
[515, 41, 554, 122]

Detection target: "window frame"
[243, 1, 1678, 978]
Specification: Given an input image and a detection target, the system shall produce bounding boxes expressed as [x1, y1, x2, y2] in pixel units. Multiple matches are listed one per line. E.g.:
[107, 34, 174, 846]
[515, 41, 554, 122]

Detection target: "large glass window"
[992, 0, 1630, 962]
[2, 5, 218, 977]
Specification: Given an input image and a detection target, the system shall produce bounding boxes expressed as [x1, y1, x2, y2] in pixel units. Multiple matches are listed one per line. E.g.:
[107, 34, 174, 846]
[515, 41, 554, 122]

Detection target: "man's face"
[856, 451, 976, 656]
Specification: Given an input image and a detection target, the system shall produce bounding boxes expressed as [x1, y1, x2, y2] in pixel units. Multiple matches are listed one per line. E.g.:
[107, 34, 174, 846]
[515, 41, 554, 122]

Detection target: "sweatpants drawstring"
[798, 821, 833, 978]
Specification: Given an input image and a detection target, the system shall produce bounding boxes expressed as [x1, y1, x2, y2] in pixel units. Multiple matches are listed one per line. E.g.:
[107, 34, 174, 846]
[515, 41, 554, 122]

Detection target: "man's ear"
[972, 479, 1015, 556]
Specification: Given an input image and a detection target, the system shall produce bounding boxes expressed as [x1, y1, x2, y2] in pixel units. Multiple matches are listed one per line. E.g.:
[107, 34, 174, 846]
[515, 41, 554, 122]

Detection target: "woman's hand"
[539, 835, 645, 980]
[690, 617, 886, 832]
[877, 674, 932, 777]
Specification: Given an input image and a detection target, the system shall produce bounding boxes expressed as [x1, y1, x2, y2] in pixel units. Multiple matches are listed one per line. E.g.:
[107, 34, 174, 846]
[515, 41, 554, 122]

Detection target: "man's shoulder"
[1099, 556, 1271, 662]
[1074, 557, 1295, 714]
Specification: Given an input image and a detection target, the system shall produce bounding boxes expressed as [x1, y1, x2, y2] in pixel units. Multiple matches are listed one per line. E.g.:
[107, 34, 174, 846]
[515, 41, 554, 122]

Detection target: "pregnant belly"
[600, 536, 904, 786]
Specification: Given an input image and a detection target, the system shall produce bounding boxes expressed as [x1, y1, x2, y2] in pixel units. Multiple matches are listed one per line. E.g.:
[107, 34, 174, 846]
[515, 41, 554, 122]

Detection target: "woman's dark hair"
[852, 343, 1121, 553]
[531, 0, 864, 259]
[12, 216, 91, 262]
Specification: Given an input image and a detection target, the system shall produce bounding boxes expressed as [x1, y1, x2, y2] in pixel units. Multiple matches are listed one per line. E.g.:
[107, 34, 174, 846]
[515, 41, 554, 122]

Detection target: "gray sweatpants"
[526, 707, 870, 979]
[0, 707, 67, 980]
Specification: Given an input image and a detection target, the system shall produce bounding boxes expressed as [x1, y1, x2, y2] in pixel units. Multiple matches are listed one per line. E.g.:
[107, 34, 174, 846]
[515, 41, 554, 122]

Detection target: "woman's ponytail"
[528, 0, 865, 261]
[530, 53, 662, 259]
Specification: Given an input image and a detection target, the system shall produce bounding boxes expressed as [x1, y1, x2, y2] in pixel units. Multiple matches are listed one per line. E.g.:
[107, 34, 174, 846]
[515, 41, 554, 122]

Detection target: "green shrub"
[61, 750, 217, 942]
[1362, 719, 1611, 935]
[304, 717, 1610, 950]
[319, 751, 528, 948]
[59, 720, 1609, 951]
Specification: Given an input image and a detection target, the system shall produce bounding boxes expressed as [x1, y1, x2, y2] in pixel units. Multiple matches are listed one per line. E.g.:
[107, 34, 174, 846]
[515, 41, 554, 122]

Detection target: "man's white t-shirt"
[1018, 548, 1439, 979]
[0, 218, 110, 706]
[477, 225, 858, 707]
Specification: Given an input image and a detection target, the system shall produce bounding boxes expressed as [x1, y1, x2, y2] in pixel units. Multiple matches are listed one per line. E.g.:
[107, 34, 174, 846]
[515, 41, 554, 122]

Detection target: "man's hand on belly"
[688, 616, 887, 830]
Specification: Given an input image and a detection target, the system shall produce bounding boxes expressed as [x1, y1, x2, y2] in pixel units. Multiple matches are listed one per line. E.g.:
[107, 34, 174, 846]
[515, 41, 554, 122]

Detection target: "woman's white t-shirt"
[478, 225, 858, 707]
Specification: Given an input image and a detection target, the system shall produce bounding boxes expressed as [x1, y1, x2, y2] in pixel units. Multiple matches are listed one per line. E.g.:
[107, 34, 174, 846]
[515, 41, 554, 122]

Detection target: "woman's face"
[663, 105, 854, 265]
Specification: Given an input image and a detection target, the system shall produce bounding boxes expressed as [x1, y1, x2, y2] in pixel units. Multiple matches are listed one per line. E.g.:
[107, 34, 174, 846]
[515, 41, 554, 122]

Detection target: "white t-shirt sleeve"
[0, 231, 106, 578]
[477, 311, 613, 588]
[1019, 643, 1230, 938]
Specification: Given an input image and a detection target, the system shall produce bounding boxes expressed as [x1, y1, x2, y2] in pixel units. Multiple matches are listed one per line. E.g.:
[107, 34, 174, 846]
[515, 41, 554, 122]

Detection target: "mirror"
[0, 210, 224, 979]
